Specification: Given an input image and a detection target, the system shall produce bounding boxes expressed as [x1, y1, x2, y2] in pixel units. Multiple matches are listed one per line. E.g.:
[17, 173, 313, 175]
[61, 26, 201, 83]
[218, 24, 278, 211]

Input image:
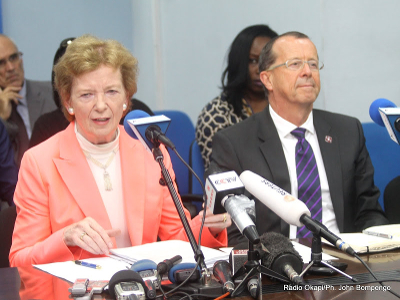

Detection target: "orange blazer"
[10, 123, 226, 267]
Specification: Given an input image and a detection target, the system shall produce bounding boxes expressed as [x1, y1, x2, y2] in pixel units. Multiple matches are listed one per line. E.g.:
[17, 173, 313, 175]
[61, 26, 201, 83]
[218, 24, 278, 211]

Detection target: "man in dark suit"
[209, 31, 388, 246]
[0, 120, 17, 210]
[0, 34, 54, 166]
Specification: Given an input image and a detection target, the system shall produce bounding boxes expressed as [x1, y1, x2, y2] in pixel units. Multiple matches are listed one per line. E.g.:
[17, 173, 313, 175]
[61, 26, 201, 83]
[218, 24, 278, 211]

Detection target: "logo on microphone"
[261, 179, 286, 196]
[214, 176, 238, 185]
[283, 195, 296, 202]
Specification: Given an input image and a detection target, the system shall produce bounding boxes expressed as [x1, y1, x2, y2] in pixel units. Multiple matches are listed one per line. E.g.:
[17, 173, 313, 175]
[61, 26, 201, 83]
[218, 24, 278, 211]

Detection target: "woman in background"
[196, 24, 277, 170]
[10, 34, 230, 267]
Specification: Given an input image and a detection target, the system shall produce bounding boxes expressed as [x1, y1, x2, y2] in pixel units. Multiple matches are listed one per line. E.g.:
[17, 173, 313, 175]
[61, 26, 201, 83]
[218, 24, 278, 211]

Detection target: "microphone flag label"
[127, 115, 171, 153]
[205, 171, 245, 213]
[379, 107, 400, 145]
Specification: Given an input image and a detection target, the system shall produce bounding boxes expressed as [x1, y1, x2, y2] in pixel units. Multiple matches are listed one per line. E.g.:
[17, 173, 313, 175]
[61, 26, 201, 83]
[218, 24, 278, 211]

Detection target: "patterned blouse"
[195, 94, 252, 170]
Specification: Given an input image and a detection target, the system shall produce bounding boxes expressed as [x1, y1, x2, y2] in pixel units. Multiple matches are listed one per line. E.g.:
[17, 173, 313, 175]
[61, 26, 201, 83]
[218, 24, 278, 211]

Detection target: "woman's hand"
[63, 217, 121, 255]
[198, 209, 232, 237]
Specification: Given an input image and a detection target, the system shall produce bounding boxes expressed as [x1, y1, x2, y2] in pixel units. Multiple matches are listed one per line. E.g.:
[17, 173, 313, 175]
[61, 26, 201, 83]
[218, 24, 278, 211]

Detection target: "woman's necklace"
[83, 148, 118, 191]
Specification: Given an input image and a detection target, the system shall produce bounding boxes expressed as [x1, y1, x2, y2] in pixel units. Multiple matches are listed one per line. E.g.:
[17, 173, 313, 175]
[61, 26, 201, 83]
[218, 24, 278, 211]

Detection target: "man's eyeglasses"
[0, 52, 23, 70]
[266, 59, 324, 72]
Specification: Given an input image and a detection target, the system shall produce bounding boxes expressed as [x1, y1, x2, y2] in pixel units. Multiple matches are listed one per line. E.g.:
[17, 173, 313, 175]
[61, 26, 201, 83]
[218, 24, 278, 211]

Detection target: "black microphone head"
[207, 163, 223, 175]
[108, 269, 145, 299]
[257, 232, 303, 275]
[145, 124, 162, 145]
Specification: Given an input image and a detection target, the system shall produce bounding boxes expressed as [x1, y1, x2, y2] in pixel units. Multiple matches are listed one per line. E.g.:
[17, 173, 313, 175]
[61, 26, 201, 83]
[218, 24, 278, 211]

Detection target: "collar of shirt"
[269, 105, 315, 140]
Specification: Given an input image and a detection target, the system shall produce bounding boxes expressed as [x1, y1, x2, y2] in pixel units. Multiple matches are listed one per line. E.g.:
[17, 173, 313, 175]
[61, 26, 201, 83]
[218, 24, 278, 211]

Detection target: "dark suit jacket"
[0, 120, 17, 207]
[4, 79, 54, 166]
[25, 80, 55, 129]
[209, 106, 389, 246]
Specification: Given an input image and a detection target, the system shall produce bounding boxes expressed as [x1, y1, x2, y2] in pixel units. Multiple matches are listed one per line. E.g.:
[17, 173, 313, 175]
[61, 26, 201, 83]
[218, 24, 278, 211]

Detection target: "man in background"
[209, 31, 388, 246]
[0, 34, 54, 166]
[0, 119, 17, 210]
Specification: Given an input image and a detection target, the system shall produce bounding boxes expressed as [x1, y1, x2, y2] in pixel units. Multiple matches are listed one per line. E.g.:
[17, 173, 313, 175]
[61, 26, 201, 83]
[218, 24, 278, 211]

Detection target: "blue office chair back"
[189, 139, 205, 195]
[362, 122, 400, 209]
[154, 110, 195, 195]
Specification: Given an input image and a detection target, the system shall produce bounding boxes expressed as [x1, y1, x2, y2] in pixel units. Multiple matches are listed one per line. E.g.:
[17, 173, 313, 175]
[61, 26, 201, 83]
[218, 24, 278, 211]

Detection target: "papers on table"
[34, 257, 130, 283]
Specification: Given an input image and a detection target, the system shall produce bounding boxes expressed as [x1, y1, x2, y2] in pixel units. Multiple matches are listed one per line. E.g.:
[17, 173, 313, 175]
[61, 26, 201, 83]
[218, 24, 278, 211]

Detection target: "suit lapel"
[314, 111, 344, 231]
[25, 80, 45, 127]
[119, 127, 145, 245]
[257, 107, 291, 235]
[53, 123, 112, 230]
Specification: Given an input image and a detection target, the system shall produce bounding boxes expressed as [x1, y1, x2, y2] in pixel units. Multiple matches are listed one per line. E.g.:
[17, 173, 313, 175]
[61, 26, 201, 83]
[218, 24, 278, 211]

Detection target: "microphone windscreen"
[257, 232, 303, 274]
[369, 98, 397, 127]
[168, 262, 200, 284]
[123, 109, 150, 139]
[130, 259, 157, 272]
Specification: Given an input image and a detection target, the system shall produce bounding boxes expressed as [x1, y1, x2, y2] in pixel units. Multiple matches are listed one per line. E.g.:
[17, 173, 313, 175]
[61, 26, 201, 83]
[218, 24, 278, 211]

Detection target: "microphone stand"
[299, 234, 356, 282]
[231, 239, 291, 298]
[152, 144, 223, 295]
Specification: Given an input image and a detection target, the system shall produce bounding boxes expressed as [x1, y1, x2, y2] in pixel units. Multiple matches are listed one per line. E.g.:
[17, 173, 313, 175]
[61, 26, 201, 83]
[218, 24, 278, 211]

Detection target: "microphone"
[257, 232, 304, 285]
[369, 98, 400, 144]
[239, 170, 356, 257]
[369, 98, 397, 127]
[108, 269, 146, 300]
[156, 255, 182, 276]
[130, 259, 158, 299]
[222, 195, 260, 244]
[246, 276, 260, 299]
[123, 109, 174, 151]
[212, 260, 235, 294]
[205, 165, 246, 213]
[168, 262, 201, 284]
[205, 169, 260, 244]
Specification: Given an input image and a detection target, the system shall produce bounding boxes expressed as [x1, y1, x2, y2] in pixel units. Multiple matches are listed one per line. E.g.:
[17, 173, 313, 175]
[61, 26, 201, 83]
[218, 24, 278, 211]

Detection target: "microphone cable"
[156, 257, 202, 300]
[170, 147, 208, 246]
[354, 253, 400, 299]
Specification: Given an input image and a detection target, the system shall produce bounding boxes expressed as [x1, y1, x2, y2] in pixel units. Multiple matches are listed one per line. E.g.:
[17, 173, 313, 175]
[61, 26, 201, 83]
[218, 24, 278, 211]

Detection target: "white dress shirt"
[16, 80, 31, 138]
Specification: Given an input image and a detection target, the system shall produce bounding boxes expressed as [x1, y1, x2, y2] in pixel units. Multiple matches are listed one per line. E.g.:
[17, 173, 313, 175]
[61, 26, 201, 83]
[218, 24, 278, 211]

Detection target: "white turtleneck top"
[75, 125, 131, 248]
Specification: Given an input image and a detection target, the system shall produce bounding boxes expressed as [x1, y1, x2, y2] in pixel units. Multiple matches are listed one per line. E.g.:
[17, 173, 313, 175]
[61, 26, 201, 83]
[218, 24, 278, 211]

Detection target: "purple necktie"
[291, 128, 322, 238]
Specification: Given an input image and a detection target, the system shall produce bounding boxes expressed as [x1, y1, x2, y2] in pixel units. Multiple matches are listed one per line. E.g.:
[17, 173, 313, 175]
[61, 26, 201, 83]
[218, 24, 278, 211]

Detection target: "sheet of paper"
[291, 241, 338, 261]
[34, 257, 130, 283]
[110, 240, 229, 268]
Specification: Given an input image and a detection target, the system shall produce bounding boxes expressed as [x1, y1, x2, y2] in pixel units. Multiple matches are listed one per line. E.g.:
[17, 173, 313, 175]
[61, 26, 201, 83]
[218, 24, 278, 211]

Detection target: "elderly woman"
[10, 35, 230, 267]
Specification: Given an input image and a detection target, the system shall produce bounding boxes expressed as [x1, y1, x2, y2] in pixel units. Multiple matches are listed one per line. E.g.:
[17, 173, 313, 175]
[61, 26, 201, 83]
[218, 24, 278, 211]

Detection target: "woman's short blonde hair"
[54, 34, 138, 122]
